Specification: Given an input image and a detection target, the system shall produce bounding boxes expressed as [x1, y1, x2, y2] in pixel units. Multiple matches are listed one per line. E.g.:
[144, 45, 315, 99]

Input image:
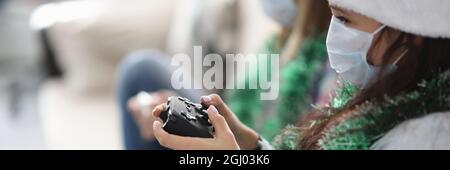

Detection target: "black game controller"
[160, 96, 214, 138]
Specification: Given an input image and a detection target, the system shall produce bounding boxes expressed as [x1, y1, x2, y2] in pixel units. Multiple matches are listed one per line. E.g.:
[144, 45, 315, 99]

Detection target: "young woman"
[151, 0, 450, 150]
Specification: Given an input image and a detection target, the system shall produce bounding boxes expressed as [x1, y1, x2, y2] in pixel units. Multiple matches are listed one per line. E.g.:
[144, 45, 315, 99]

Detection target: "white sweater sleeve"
[371, 111, 450, 150]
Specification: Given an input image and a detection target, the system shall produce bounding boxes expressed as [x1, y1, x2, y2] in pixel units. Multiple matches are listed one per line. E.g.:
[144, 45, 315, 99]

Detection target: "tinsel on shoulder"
[271, 79, 358, 150]
[272, 70, 450, 150]
[320, 70, 450, 150]
[226, 33, 328, 141]
[271, 125, 301, 150]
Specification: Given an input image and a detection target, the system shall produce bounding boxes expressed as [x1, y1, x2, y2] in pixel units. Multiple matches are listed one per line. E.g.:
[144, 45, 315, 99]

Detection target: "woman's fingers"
[206, 105, 233, 137]
[130, 90, 175, 116]
[201, 94, 233, 117]
[153, 120, 215, 150]
[201, 94, 224, 108]
[152, 104, 166, 118]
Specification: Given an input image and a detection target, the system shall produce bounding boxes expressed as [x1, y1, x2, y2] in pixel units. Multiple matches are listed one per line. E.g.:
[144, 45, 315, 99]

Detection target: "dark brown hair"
[280, 0, 331, 65]
[298, 27, 450, 149]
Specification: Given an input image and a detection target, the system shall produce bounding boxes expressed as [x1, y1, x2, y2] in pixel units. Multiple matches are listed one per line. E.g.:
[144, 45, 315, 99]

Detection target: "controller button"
[194, 104, 203, 110]
[178, 97, 188, 101]
[181, 110, 196, 121]
[186, 114, 196, 121]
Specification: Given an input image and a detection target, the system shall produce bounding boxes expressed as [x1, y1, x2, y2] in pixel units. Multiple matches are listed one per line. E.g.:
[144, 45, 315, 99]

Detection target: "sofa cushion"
[46, 0, 176, 95]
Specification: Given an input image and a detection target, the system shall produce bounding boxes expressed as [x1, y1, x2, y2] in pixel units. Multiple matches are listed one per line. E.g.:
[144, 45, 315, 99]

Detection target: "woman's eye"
[336, 16, 349, 24]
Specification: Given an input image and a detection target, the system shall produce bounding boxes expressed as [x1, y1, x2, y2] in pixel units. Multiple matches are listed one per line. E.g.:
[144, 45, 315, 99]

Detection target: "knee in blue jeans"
[119, 49, 169, 76]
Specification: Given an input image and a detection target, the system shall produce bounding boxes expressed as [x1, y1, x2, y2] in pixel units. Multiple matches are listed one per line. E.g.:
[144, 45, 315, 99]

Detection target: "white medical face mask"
[326, 16, 405, 88]
[260, 0, 298, 27]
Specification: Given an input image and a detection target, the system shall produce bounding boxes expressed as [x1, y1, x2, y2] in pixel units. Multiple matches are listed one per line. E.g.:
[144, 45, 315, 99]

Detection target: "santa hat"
[328, 0, 450, 38]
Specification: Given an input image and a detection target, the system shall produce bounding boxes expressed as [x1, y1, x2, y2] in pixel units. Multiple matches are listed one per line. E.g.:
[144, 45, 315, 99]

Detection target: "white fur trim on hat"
[329, 0, 450, 38]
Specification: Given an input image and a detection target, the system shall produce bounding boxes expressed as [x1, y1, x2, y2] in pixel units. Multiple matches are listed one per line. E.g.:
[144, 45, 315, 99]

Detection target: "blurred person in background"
[151, 0, 450, 150]
[227, 0, 334, 142]
[117, 0, 335, 149]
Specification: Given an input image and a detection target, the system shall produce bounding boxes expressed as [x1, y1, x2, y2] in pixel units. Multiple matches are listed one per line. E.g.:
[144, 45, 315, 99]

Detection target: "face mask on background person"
[326, 16, 405, 88]
[260, 0, 298, 27]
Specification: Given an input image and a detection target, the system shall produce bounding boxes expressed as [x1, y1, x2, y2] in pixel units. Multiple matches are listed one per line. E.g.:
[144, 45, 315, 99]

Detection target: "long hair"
[279, 0, 331, 65]
[298, 27, 450, 149]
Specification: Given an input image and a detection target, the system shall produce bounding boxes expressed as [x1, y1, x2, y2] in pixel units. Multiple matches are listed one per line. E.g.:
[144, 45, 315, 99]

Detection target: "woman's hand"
[200, 94, 261, 149]
[152, 104, 240, 150]
[127, 90, 176, 140]
[152, 94, 261, 150]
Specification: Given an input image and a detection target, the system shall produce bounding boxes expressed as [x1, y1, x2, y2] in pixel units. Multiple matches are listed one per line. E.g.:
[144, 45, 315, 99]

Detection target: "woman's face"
[328, 4, 403, 66]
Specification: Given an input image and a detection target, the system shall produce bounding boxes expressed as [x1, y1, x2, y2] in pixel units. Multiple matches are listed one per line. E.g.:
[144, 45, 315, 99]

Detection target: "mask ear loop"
[373, 25, 387, 35]
[365, 24, 387, 63]
[392, 49, 408, 65]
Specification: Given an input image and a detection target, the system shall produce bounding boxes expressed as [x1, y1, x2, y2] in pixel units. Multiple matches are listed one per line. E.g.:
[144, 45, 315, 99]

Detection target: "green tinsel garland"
[226, 33, 328, 141]
[320, 70, 450, 150]
[272, 69, 450, 150]
[271, 125, 302, 150]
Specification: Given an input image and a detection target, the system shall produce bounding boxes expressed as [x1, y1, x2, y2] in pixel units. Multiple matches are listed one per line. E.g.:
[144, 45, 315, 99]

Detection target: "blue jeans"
[117, 50, 205, 150]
